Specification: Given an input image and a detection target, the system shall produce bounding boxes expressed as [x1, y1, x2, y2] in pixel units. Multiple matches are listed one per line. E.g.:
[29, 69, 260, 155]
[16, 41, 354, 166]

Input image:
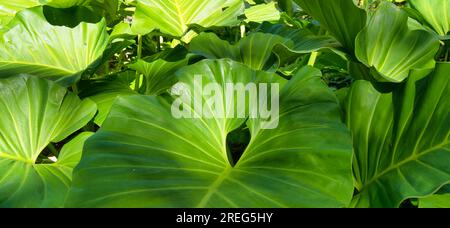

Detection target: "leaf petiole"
[134, 34, 143, 92]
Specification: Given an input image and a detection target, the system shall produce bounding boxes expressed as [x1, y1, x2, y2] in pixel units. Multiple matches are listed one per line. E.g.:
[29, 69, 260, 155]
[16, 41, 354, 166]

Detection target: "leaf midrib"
[0, 152, 34, 164]
[196, 166, 231, 207]
[173, 0, 187, 34]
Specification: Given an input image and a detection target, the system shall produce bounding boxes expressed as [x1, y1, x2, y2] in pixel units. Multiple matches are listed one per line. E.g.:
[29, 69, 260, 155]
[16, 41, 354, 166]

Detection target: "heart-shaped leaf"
[66, 59, 354, 208]
[0, 76, 96, 207]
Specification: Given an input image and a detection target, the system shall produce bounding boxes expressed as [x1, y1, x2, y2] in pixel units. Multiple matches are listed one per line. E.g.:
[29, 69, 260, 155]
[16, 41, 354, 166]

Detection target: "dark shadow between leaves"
[226, 124, 251, 167]
[43, 5, 102, 28]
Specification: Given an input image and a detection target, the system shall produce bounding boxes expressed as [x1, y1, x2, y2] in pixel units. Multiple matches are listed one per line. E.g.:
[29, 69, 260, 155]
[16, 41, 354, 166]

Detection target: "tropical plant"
[0, 0, 448, 208]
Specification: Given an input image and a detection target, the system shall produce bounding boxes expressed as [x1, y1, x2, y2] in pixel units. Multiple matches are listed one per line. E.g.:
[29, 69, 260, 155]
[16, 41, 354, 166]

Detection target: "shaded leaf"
[79, 72, 136, 126]
[0, 0, 119, 28]
[190, 30, 338, 70]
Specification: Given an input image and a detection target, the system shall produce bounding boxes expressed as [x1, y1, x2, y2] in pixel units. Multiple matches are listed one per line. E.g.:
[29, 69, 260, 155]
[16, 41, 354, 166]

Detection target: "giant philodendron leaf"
[0, 1, 40, 28]
[66, 59, 354, 208]
[355, 2, 440, 83]
[131, 0, 244, 37]
[294, 0, 366, 53]
[0, 76, 97, 208]
[190, 31, 339, 70]
[408, 0, 450, 36]
[0, 7, 108, 86]
[347, 63, 450, 208]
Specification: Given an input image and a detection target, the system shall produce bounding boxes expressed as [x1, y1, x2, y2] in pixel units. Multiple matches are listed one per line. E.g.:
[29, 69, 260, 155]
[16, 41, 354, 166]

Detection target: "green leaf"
[355, 2, 440, 83]
[245, 2, 280, 23]
[42, 0, 107, 8]
[418, 184, 450, 208]
[190, 32, 285, 70]
[0, 0, 40, 28]
[419, 194, 450, 208]
[128, 45, 190, 95]
[190, 30, 339, 70]
[66, 59, 354, 208]
[294, 0, 367, 53]
[84, 39, 136, 78]
[110, 22, 136, 41]
[347, 63, 450, 208]
[0, 76, 96, 207]
[0, 7, 109, 86]
[131, 0, 244, 37]
[408, 0, 450, 36]
[44, 0, 119, 23]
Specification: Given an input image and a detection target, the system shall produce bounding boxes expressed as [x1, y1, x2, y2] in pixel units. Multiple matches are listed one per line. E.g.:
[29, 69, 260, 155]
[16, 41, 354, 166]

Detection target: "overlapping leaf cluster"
[0, 0, 448, 208]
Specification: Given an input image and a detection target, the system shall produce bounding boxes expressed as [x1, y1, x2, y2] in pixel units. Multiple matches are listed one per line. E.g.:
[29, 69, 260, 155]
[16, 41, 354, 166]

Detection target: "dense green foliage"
[0, 0, 449, 208]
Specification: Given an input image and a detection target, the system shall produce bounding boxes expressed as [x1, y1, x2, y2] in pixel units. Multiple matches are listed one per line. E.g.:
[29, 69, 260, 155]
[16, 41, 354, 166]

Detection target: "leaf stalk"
[134, 34, 143, 92]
